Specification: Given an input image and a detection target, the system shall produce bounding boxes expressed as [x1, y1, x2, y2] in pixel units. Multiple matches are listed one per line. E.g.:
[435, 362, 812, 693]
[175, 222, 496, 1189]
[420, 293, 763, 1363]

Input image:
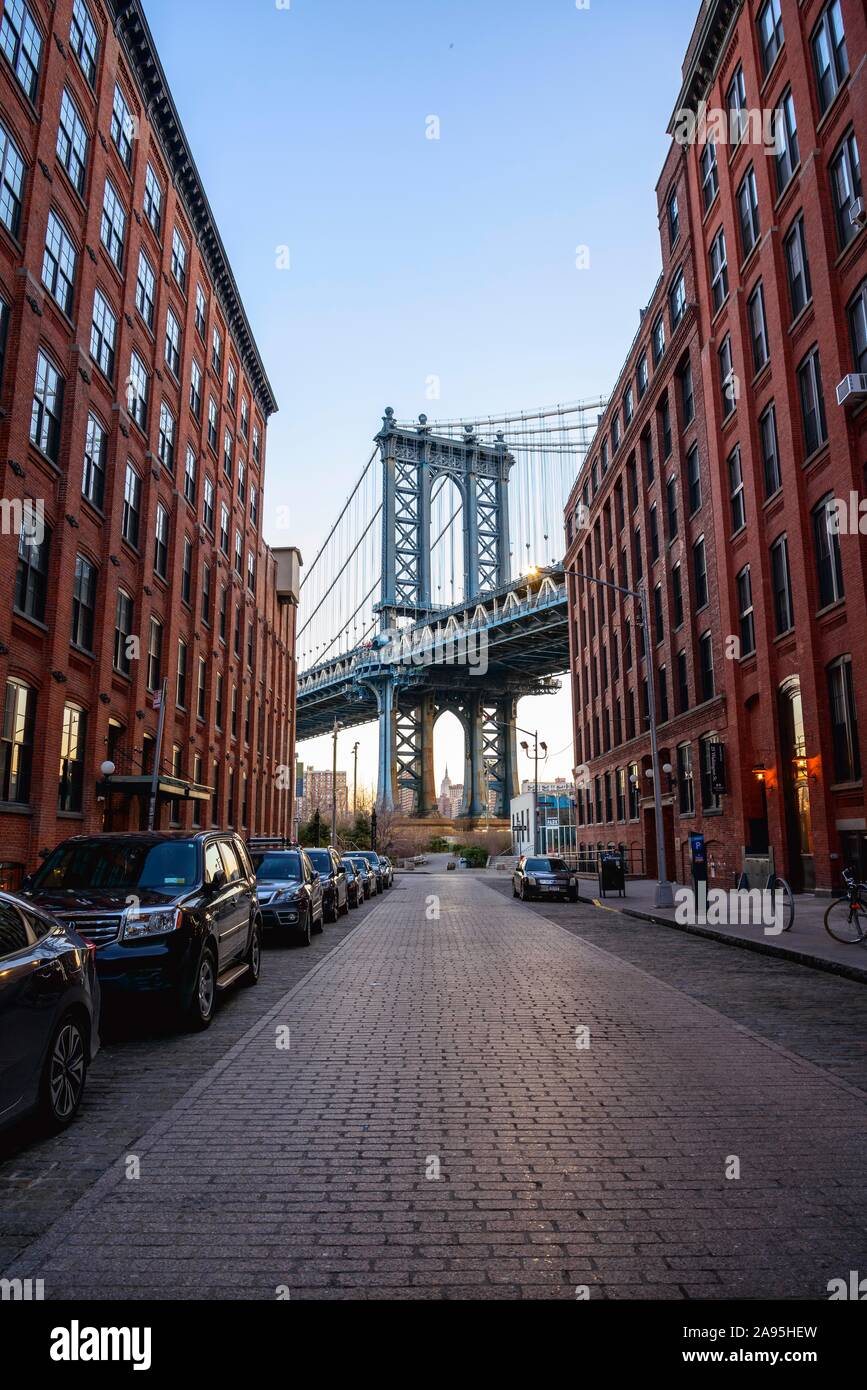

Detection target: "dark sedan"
[305, 847, 349, 922]
[341, 858, 363, 909]
[513, 856, 579, 903]
[252, 849, 324, 946]
[347, 856, 374, 899]
[0, 892, 100, 1132]
[354, 851, 384, 893]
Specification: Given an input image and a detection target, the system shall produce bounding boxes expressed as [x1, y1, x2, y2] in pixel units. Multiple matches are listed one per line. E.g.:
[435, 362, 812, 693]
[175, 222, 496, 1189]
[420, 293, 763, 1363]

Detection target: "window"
[40, 217, 77, 326]
[30, 350, 63, 462]
[677, 742, 695, 815]
[737, 167, 760, 259]
[247, 550, 255, 593]
[135, 250, 156, 328]
[240, 398, 249, 440]
[233, 604, 242, 658]
[181, 537, 192, 604]
[250, 483, 258, 529]
[197, 659, 207, 721]
[784, 215, 811, 320]
[797, 346, 827, 456]
[700, 139, 719, 211]
[727, 65, 747, 145]
[146, 618, 162, 691]
[748, 282, 769, 372]
[201, 562, 212, 625]
[184, 445, 197, 505]
[719, 335, 736, 418]
[90, 288, 117, 380]
[171, 226, 187, 290]
[653, 584, 664, 644]
[709, 228, 728, 313]
[760, 402, 781, 497]
[612, 416, 621, 453]
[775, 90, 799, 194]
[14, 517, 50, 621]
[203, 476, 215, 532]
[669, 268, 686, 328]
[666, 476, 678, 540]
[770, 535, 793, 635]
[651, 314, 665, 365]
[227, 362, 237, 409]
[633, 528, 643, 582]
[190, 359, 203, 418]
[252, 424, 261, 465]
[728, 446, 746, 533]
[58, 704, 87, 813]
[686, 444, 701, 514]
[677, 649, 689, 714]
[693, 537, 708, 611]
[223, 429, 233, 480]
[623, 384, 633, 427]
[672, 562, 684, 629]
[127, 351, 149, 431]
[165, 307, 181, 377]
[812, 1, 849, 117]
[114, 589, 133, 675]
[177, 638, 188, 709]
[1, 0, 42, 102]
[70, 0, 98, 86]
[0, 678, 35, 803]
[212, 326, 222, 374]
[122, 463, 141, 546]
[679, 358, 694, 426]
[660, 396, 672, 458]
[758, 0, 783, 76]
[234, 528, 242, 576]
[69, 554, 96, 650]
[0, 296, 8, 386]
[827, 657, 861, 783]
[699, 634, 715, 703]
[0, 120, 25, 236]
[220, 503, 230, 556]
[100, 178, 126, 269]
[238, 457, 246, 507]
[849, 282, 867, 374]
[143, 163, 162, 237]
[830, 131, 862, 251]
[637, 353, 648, 399]
[195, 284, 206, 337]
[154, 502, 169, 579]
[207, 397, 218, 452]
[812, 494, 844, 607]
[649, 504, 659, 561]
[215, 673, 224, 729]
[736, 566, 755, 656]
[668, 190, 680, 247]
[158, 402, 176, 473]
[82, 412, 106, 509]
[111, 85, 135, 169]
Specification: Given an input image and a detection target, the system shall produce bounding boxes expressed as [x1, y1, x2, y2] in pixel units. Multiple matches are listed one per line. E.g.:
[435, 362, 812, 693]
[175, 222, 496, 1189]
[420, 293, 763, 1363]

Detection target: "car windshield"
[525, 858, 568, 873]
[350, 859, 368, 873]
[359, 852, 380, 865]
[32, 841, 199, 894]
[253, 853, 302, 882]
[306, 851, 332, 872]
[341, 861, 356, 878]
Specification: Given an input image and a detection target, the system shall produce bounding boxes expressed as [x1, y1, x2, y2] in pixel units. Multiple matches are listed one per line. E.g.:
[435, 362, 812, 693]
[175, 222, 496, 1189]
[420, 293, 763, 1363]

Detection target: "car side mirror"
[210, 869, 227, 893]
[21, 874, 33, 891]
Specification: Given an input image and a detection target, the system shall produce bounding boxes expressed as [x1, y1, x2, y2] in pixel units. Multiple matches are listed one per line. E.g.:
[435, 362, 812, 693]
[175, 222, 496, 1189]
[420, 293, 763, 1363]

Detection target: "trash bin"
[598, 851, 626, 898]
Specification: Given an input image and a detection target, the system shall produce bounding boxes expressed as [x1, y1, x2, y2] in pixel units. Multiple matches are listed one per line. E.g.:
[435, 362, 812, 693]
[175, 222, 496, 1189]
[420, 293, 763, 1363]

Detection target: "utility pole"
[147, 678, 168, 832]
[519, 726, 547, 854]
[352, 741, 360, 814]
[331, 717, 342, 847]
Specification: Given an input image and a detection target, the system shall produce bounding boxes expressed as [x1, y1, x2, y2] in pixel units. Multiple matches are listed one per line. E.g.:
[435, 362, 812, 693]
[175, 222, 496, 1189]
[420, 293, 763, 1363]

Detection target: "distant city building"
[438, 767, 465, 819]
[521, 777, 576, 798]
[302, 769, 348, 823]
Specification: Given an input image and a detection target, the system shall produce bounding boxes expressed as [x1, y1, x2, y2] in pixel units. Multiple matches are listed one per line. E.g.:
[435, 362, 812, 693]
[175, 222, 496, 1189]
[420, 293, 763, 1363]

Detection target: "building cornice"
[667, 0, 743, 132]
[110, 0, 279, 419]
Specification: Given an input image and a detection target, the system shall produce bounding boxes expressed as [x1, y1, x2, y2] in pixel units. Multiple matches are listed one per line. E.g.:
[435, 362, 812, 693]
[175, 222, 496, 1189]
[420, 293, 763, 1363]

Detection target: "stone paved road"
[4, 872, 866, 1300]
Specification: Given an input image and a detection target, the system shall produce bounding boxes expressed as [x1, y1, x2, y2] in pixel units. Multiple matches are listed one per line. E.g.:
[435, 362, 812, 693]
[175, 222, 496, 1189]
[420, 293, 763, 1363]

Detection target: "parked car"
[23, 832, 262, 1031]
[347, 856, 374, 899]
[305, 847, 349, 922]
[341, 858, 363, 909]
[251, 847, 324, 946]
[513, 856, 579, 903]
[378, 856, 394, 889]
[355, 850, 385, 893]
[0, 892, 101, 1133]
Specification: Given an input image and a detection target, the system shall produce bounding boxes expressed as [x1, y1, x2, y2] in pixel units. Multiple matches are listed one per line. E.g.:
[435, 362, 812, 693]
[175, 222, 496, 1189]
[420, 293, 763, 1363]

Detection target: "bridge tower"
[367, 409, 518, 818]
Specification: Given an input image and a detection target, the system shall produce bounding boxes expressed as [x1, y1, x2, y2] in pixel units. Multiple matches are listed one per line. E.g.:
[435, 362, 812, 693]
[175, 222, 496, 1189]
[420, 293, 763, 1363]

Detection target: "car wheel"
[242, 919, 262, 986]
[513, 882, 519, 897]
[520, 883, 527, 902]
[39, 1013, 88, 1132]
[324, 894, 337, 925]
[187, 947, 217, 1030]
[296, 908, 312, 947]
[340, 894, 350, 917]
[313, 903, 324, 934]
[568, 891, 579, 903]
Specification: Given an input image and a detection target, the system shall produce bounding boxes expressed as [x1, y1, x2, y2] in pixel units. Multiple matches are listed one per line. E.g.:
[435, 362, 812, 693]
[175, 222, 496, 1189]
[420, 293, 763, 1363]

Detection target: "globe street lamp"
[100, 760, 116, 832]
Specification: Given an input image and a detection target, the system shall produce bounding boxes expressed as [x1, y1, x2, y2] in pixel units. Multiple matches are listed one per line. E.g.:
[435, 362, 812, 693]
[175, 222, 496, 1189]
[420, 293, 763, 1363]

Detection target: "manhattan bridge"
[296, 399, 606, 819]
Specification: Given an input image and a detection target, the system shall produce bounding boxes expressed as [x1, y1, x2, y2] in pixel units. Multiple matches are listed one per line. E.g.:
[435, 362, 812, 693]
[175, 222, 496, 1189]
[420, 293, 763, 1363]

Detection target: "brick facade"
[566, 0, 866, 893]
[0, 0, 298, 880]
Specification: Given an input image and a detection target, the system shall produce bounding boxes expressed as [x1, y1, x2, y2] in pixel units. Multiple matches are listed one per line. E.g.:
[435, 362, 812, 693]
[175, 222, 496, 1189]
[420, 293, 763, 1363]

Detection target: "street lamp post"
[518, 726, 547, 854]
[536, 565, 674, 909]
[100, 760, 116, 832]
[331, 718, 342, 848]
[352, 741, 360, 815]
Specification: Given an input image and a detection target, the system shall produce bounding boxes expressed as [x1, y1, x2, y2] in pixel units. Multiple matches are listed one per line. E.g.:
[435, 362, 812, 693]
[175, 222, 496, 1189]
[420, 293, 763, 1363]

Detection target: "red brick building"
[566, 0, 866, 893]
[0, 0, 300, 881]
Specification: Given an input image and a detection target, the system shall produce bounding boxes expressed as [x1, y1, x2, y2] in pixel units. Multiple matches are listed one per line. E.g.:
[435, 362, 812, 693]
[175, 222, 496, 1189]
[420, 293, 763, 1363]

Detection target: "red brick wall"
[0, 0, 296, 876]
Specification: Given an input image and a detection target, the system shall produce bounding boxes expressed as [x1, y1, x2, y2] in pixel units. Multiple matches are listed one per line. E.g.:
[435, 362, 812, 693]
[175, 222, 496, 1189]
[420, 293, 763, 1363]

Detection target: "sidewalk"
[586, 876, 867, 984]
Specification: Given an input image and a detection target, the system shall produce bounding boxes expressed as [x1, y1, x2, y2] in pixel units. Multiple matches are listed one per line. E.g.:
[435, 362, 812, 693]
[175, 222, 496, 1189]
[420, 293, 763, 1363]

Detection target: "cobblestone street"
[3, 872, 867, 1300]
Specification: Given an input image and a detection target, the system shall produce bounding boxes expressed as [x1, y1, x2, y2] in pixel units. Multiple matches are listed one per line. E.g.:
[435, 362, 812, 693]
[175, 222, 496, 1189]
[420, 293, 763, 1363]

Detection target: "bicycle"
[765, 872, 794, 933]
[824, 867, 867, 944]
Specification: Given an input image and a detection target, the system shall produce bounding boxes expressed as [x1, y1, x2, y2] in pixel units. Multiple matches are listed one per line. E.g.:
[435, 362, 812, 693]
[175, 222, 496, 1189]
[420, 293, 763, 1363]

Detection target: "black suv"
[24, 833, 262, 1030]
[355, 851, 384, 893]
[305, 847, 349, 922]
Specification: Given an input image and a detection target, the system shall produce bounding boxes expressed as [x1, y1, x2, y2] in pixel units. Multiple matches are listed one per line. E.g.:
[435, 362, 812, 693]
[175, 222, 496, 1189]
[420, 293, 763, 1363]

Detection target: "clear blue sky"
[144, 0, 700, 797]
